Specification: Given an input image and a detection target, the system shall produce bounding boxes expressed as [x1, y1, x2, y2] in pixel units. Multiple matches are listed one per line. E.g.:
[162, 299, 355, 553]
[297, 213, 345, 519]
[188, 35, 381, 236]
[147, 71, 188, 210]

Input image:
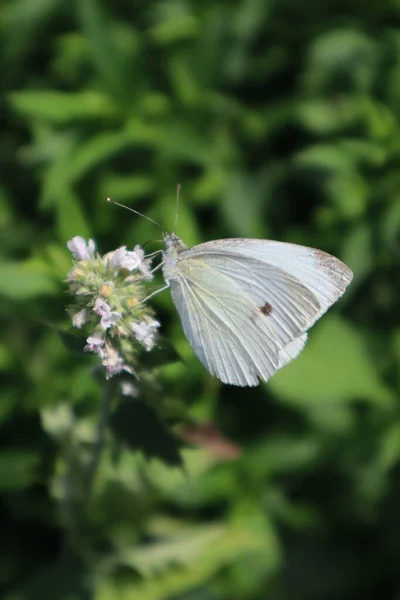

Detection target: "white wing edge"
[278, 333, 307, 369]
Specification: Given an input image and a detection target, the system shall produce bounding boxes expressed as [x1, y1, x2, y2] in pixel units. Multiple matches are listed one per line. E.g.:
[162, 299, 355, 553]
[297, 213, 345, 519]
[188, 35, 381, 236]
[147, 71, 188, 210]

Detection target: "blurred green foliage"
[1, 0, 400, 598]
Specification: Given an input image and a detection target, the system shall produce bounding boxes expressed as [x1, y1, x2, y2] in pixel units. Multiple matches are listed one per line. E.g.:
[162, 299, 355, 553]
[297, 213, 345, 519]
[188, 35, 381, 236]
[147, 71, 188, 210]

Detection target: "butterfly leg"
[135, 259, 165, 282]
[148, 260, 165, 275]
[144, 249, 164, 260]
[140, 282, 170, 304]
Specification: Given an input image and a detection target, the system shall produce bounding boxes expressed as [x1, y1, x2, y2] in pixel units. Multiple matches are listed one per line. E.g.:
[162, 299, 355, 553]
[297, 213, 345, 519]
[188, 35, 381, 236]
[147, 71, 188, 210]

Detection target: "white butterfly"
[107, 198, 353, 387]
[161, 233, 353, 387]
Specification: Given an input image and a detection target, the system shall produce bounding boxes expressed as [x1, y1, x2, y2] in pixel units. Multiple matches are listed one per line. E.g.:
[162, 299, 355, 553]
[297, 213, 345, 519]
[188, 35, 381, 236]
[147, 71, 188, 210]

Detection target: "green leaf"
[170, 589, 217, 600]
[7, 554, 89, 600]
[0, 0, 58, 64]
[150, 15, 199, 45]
[66, 124, 158, 183]
[98, 174, 156, 202]
[225, 0, 270, 81]
[297, 99, 360, 134]
[220, 173, 267, 237]
[0, 261, 57, 300]
[362, 97, 399, 140]
[293, 145, 368, 218]
[77, 0, 132, 105]
[40, 403, 74, 440]
[269, 317, 393, 407]
[382, 196, 400, 248]
[327, 172, 368, 219]
[110, 399, 183, 467]
[118, 524, 225, 577]
[341, 224, 373, 286]
[57, 328, 86, 357]
[0, 451, 40, 491]
[139, 337, 183, 370]
[0, 342, 14, 371]
[56, 187, 91, 241]
[303, 28, 379, 94]
[99, 517, 278, 600]
[377, 422, 400, 471]
[167, 55, 202, 107]
[8, 90, 117, 123]
[158, 123, 215, 165]
[0, 391, 18, 425]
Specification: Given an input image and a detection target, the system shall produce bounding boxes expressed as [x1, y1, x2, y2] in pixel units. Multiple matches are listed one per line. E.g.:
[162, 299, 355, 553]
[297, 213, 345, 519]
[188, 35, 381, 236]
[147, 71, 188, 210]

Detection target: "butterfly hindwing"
[187, 251, 321, 350]
[170, 258, 279, 386]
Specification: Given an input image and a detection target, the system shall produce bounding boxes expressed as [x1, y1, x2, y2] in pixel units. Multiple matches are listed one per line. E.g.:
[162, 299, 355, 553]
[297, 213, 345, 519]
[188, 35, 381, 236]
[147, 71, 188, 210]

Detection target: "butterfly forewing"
[183, 239, 353, 326]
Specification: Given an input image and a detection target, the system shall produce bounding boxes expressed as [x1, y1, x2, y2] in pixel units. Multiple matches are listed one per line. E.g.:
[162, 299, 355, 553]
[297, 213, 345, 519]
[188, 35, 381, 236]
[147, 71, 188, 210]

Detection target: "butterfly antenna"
[107, 198, 162, 229]
[173, 183, 181, 234]
[142, 239, 163, 249]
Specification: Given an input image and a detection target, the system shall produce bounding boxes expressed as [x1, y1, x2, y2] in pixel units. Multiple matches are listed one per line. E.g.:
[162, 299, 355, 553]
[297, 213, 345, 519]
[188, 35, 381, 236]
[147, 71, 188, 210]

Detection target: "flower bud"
[100, 284, 113, 297]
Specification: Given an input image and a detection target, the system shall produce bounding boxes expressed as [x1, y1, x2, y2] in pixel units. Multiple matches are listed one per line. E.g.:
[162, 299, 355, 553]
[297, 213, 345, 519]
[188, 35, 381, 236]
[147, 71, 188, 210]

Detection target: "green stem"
[86, 381, 113, 497]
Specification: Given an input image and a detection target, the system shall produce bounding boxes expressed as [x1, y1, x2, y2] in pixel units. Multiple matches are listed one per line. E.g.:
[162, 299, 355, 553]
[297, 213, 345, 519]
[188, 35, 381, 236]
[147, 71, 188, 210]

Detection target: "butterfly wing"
[170, 258, 280, 386]
[278, 333, 307, 368]
[176, 248, 321, 359]
[183, 238, 353, 333]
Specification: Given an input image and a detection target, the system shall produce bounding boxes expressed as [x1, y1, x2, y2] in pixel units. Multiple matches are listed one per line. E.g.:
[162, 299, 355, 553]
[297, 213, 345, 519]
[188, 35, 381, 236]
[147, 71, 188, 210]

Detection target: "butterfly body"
[162, 232, 353, 387]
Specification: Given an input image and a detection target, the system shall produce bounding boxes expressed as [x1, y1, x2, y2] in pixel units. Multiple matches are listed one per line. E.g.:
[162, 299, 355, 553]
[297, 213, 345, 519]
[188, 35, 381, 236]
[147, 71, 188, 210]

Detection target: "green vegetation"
[1, 0, 400, 598]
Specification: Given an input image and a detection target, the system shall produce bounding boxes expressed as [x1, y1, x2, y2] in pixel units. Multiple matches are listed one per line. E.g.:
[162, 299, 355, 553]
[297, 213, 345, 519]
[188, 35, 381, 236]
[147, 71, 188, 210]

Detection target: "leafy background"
[1, 0, 400, 598]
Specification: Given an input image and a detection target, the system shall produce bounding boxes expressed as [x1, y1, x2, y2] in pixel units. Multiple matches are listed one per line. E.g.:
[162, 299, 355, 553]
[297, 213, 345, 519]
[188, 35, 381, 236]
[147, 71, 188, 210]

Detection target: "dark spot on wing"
[260, 302, 273, 316]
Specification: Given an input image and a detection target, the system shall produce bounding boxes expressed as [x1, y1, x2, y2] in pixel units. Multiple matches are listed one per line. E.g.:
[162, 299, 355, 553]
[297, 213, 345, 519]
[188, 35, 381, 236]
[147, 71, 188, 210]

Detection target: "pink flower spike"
[93, 298, 120, 329]
[85, 332, 104, 353]
[94, 298, 110, 316]
[100, 311, 121, 330]
[134, 245, 153, 279]
[72, 308, 88, 328]
[102, 344, 133, 379]
[67, 236, 96, 260]
[131, 318, 160, 351]
[106, 246, 142, 270]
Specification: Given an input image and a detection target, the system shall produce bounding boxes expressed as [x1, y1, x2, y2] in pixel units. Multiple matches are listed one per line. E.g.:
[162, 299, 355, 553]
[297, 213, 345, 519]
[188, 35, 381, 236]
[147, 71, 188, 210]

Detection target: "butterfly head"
[163, 232, 188, 255]
[162, 232, 188, 282]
